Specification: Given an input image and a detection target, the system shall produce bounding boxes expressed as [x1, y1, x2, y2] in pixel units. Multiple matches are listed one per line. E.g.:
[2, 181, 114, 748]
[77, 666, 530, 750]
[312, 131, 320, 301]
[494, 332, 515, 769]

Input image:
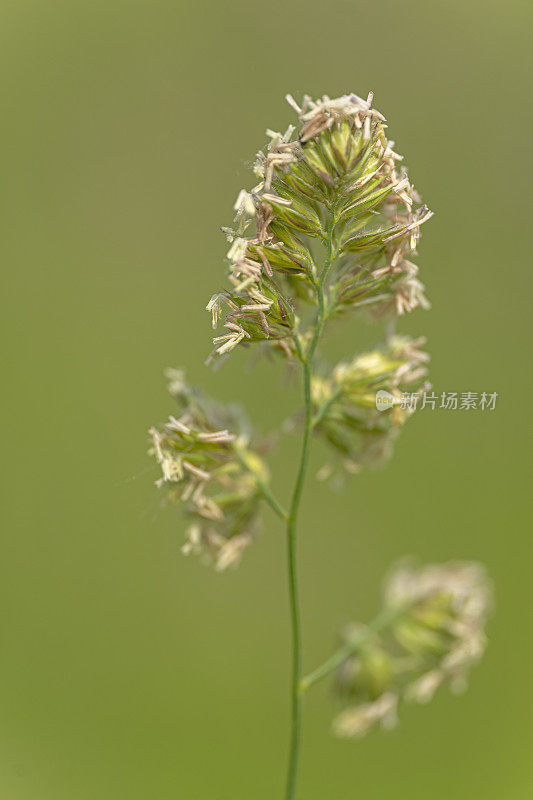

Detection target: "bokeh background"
[1, 1, 531, 798]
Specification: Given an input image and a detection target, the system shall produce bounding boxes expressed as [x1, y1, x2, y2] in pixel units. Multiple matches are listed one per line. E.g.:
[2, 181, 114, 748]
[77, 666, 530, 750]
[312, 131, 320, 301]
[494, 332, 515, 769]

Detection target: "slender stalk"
[312, 386, 342, 428]
[233, 446, 289, 521]
[283, 354, 312, 800]
[284, 223, 335, 800]
[258, 481, 289, 521]
[300, 603, 406, 692]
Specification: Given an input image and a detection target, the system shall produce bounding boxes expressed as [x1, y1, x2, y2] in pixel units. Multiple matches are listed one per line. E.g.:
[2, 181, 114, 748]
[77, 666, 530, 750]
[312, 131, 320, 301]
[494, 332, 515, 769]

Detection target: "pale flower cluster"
[208, 92, 433, 361]
[333, 561, 492, 738]
[312, 335, 430, 473]
[149, 371, 266, 570]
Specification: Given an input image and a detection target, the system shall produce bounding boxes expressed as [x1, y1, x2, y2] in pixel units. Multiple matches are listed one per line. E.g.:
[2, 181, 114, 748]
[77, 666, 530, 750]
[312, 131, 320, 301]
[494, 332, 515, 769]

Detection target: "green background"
[1, 1, 531, 797]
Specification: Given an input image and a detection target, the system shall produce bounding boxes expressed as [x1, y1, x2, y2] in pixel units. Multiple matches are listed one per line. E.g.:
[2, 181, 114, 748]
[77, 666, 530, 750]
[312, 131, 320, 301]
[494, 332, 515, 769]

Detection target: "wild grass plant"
[149, 93, 491, 800]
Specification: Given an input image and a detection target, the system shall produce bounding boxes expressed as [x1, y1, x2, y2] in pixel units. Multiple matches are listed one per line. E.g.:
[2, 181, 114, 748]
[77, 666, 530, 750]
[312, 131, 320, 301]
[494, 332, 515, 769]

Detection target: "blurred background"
[1, 1, 531, 797]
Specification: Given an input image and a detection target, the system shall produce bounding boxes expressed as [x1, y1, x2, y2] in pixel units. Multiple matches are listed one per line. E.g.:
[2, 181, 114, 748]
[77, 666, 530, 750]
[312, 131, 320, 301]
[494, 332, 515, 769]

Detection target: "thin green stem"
[258, 479, 289, 521]
[312, 386, 342, 429]
[300, 604, 405, 692]
[284, 222, 335, 800]
[233, 446, 288, 521]
[291, 327, 305, 363]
